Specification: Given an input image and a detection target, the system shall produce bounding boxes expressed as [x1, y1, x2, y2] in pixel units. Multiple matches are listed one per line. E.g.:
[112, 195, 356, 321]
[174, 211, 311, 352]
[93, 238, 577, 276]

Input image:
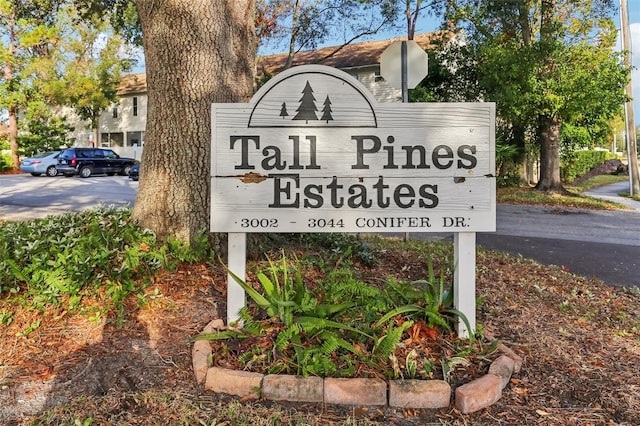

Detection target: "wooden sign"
[211, 65, 495, 233]
[211, 65, 495, 337]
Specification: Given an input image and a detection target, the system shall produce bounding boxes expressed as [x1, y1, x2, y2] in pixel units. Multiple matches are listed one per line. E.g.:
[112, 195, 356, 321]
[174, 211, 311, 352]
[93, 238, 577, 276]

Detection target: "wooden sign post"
[211, 65, 495, 338]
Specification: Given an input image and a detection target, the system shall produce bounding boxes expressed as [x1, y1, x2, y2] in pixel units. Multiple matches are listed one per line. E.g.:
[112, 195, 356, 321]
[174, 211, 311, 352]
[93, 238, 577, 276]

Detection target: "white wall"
[347, 66, 402, 103]
[100, 94, 147, 134]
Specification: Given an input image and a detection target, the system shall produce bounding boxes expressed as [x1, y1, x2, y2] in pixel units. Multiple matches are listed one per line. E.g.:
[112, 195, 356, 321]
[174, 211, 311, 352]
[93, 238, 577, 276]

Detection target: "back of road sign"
[380, 40, 429, 89]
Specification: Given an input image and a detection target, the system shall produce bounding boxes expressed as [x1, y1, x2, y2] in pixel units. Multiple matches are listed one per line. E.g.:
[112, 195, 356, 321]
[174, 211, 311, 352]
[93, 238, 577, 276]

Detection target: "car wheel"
[79, 166, 93, 178]
[30, 172, 42, 176]
[122, 164, 132, 176]
[46, 166, 58, 177]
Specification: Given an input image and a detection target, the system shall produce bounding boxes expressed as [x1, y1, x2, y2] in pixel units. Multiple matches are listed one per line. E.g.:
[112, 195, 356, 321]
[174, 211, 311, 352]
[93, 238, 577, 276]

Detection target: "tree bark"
[620, 0, 639, 195]
[534, 0, 565, 192]
[4, 23, 19, 170]
[7, 109, 19, 169]
[284, 0, 300, 69]
[535, 115, 564, 191]
[133, 0, 256, 243]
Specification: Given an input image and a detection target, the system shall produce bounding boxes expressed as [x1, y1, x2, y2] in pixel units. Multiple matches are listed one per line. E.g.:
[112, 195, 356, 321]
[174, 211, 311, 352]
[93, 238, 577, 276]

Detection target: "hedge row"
[561, 150, 616, 183]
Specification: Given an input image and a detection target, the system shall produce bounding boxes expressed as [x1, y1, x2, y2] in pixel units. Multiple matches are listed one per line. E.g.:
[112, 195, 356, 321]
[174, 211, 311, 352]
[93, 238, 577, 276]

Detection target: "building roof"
[257, 32, 446, 75]
[116, 32, 449, 95]
[117, 73, 147, 96]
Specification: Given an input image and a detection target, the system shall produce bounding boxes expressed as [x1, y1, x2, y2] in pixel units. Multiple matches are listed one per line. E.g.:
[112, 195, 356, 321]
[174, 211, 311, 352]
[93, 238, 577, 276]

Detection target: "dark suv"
[56, 147, 136, 178]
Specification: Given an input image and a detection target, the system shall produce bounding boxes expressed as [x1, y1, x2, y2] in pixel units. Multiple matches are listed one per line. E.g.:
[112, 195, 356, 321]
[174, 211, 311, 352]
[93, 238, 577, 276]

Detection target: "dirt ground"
[1, 243, 640, 425]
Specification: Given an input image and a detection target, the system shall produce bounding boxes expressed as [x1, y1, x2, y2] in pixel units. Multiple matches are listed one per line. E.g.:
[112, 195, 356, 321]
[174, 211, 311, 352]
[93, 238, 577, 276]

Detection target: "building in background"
[64, 33, 446, 159]
[98, 73, 147, 160]
[257, 32, 443, 103]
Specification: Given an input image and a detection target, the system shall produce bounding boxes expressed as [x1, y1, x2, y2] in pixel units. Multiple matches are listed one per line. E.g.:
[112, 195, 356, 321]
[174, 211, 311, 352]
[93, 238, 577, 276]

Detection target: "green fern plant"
[372, 320, 414, 360]
[375, 256, 475, 341]
[201, 254, 377, 377]
[0, 206, 208, 316]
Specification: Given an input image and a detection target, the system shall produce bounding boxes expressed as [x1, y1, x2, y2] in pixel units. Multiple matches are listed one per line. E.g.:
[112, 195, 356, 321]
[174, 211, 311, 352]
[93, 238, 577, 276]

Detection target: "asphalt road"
[0, 173, 137, 221]
[1, 173, 638, 288]
[476, 233, 639, 289]
[381, 189, 640, 289]
[475, 185, 640, 288]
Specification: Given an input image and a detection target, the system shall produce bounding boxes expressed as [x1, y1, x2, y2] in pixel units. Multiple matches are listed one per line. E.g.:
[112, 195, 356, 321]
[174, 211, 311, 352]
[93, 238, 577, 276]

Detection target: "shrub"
[0, 152, 13, 172]
[561, 149, 615, 183]
[0, 206, 210, 314]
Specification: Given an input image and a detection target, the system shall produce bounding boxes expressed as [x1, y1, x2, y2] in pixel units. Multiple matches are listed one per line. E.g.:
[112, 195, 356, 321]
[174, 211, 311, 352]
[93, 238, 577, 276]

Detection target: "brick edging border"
[192, 319, 523, 414]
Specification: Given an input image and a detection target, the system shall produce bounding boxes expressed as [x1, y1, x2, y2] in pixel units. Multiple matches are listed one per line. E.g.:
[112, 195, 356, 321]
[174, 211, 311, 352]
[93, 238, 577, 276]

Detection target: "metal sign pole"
[402, 41, 409, 241]
[401, 41, 408, 103]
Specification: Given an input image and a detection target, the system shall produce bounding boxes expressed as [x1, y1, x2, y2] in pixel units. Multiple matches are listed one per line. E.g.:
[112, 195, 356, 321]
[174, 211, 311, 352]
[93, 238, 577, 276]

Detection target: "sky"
[127, 5, 640, 126]
[256, 5, 640, 126]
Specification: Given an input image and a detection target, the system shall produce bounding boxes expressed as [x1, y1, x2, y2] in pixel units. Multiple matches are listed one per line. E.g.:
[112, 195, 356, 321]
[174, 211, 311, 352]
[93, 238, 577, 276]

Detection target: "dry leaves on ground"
[1, 243, 640, 425]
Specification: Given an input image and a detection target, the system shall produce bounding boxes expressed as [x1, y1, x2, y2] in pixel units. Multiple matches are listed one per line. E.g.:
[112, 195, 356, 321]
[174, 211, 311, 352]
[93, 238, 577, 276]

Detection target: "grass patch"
[497, 174, 630, 210]
[617, 190, 640, 202]
[567, 174, 628, 192]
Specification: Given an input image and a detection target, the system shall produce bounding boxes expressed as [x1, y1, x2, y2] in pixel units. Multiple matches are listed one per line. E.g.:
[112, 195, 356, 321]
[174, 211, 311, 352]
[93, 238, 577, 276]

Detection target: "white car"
[19, 151, 61, 177]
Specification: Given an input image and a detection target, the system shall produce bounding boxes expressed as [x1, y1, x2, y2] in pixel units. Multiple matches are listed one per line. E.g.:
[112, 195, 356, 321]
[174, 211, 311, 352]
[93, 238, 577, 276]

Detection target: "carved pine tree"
[320, 95, 333, 123]
[293, 81, 318, 123]
[280, 102, 288, 119]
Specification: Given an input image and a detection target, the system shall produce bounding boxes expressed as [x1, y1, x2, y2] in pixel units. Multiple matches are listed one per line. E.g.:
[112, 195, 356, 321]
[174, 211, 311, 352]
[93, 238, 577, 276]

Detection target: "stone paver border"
[193, 319, 523, 414]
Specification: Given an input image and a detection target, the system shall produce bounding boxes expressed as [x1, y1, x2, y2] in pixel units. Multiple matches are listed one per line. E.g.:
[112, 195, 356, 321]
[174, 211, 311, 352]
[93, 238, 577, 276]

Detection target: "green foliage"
[434, 1, 627, 188]
[0, 1, 136, 167]
[375, 256, 474, 341]
[60, 8, 132, 130]
[0, 308, 14, 326]
[16, 111, 73, 156]
[201, 249, 478, 379]
[74, 417, 93, 426]
[320, 269, 389, 326]
[299, 233, 377, 267]
[74, 0, 142, 46]
[220, 253, 379, 376]
[561, 123, 592, 153]
[0, 151, 12, 172]
[410, 32, 478, 103]
[497, 185, 628, 210]
[373, 320, 414, 361]
[561, 149, 615, 183]
[227, 253, 305, 326]
[495, 136, 524, 187]
[0, 207, 209, 316]
[0, 1, 65, 166]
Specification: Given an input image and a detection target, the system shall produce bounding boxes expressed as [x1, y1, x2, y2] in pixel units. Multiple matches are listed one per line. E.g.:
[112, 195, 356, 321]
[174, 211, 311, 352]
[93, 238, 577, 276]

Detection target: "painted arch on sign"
[248, 66, 378, 128]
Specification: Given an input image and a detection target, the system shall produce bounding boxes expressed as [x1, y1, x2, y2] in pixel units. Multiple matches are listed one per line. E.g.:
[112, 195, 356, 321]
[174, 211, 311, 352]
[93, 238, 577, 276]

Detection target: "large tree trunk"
[535, 0, 565, 192]
[535, 115, 564, 191]
[4, 25, 19, 170]
[7, 108, 19, 169]
[133, 1, 256, 243]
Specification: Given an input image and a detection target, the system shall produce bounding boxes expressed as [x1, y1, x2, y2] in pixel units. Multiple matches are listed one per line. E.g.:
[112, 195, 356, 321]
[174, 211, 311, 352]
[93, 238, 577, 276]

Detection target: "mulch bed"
[2, 244, 640, 425]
